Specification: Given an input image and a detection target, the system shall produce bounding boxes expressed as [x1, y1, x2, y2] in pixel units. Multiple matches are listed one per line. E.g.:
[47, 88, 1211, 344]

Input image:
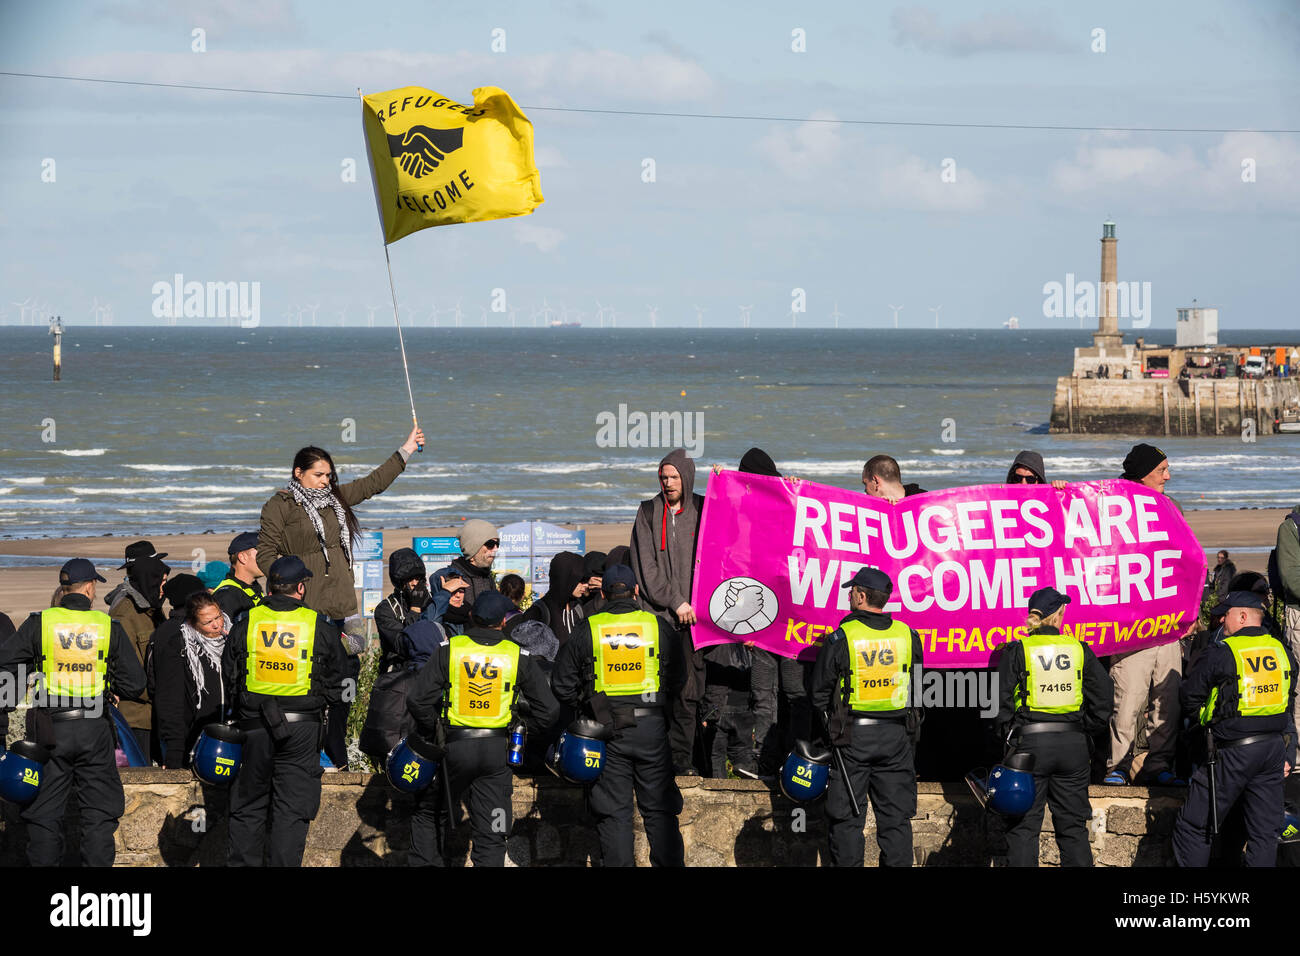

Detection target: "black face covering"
[442, 598, 471, 627]
[128, 556, 170, 611]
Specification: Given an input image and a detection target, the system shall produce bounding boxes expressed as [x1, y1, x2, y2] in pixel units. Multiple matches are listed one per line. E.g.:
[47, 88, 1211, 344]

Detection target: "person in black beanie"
[106, 548, 170, 760]
[1107, 442, 1182, 786]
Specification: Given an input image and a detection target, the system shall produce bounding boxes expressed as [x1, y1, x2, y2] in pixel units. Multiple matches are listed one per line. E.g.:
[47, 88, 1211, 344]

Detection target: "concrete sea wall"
[1050, 376, 1300, 437]
[0, 770, 1183, 867]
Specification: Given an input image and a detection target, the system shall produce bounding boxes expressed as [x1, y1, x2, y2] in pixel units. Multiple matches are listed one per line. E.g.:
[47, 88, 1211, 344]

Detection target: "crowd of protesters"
[3, 429, 1299, 869]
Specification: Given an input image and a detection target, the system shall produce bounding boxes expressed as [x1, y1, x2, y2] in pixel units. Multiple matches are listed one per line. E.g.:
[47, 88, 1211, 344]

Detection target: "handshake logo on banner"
[691, 473, 1206, 668]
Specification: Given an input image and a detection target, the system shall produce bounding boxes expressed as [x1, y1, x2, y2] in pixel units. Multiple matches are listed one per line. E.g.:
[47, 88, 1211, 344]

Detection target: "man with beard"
[631, 449, 706, 775]
[106, 541, 169, 761]
[447, 520, 500, 607]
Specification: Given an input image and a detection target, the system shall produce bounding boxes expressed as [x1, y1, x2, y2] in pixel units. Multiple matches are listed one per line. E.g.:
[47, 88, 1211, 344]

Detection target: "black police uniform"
[221, 592, 346, 866]
[1172, 624, 1298, 867]
[0, 592, 147, 866]
[811, 608, 924, 867]
[406, 624, 558, 866]
[211, 575, 263, 624]
[552, 597, 686, 866]
[996, 628, 1113, 867]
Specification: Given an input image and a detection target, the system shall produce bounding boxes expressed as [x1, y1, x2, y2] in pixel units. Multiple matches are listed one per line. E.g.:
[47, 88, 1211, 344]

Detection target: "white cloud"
[890, 5, 1068, 56]
[757, 110, 843, 178]
[1050, 131, 1300, 210]
[514, 222, 565, 253]
[757, 115, 991, 211]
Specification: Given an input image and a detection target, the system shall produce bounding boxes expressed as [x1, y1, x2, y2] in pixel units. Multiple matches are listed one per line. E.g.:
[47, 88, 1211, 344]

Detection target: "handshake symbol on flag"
[385, 126, 465, 179]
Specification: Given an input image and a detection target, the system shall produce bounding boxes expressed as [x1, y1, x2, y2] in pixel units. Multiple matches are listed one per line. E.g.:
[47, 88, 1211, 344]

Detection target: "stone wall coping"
[118, 767, 1182, 802]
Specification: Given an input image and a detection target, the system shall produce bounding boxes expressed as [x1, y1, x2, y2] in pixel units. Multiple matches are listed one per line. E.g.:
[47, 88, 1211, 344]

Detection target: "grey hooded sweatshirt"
[631, 449, 706, 620]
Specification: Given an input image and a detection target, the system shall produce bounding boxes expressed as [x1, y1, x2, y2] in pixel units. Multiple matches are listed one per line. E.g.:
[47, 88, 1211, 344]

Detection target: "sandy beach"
[0, 508, 1290, 622]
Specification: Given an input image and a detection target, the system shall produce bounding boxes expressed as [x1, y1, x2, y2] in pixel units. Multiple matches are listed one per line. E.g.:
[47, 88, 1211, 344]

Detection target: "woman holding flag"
[256, 426, 423, 768]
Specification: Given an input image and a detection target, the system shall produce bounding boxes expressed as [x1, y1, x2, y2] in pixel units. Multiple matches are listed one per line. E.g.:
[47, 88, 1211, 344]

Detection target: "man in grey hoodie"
[631, 449, 707, 774]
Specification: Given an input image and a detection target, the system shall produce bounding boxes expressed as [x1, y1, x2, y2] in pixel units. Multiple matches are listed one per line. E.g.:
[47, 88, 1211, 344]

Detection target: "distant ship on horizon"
[1003, 316, 1020, 329]
[549, 318, 581, 328]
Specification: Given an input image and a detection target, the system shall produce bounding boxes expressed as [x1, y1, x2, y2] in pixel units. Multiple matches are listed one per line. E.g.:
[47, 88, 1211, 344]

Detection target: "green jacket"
[1279, 504, 1300, 607]
[107, 590, 161, 730]
[257, 450, 408, 620]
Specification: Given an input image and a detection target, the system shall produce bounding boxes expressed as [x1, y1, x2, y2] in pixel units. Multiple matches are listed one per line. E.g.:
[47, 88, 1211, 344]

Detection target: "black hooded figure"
[524, 551, 588, 645]
[374, 548, 430, 674]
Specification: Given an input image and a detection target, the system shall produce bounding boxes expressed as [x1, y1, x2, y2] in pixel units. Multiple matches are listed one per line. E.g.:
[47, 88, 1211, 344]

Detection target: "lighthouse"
[1093, 221, 1124, 349]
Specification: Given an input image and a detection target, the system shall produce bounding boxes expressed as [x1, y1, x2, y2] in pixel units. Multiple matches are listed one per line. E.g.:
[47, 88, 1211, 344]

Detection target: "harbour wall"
[1050, 376, 1300, 437]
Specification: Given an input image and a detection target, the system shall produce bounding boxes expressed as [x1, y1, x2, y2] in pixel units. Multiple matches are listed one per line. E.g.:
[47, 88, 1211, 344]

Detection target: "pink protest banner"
[690, 472, 1206, 668]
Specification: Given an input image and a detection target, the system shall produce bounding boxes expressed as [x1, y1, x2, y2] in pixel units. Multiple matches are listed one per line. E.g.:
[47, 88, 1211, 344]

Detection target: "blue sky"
[1, 0, 1297, 329]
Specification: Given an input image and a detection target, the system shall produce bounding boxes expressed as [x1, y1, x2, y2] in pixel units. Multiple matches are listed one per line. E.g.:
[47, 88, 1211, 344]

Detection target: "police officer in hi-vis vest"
[406, 590, 558, 866]
[0, 558, 146, 866]
[211, 531, 264, 623]
[221, 555, 347, 866]
[811, 567, 924, 867]
[996, 587, 1113, 867]
[552, 564, 686, 866]
[1173, 590, 1298, 867]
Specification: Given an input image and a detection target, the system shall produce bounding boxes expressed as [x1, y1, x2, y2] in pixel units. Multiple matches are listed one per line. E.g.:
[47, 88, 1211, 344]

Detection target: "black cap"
[228, 531, 259, 556]
[59, 558, 106, 585]
[841, 567, 893, 595]
[268, 555, 313, 588]
[1210, 590, 1267, 618]
[1028, 587, 1071, 618]
[119, 539, 167, 569]
[1121, 443, 1167, 481]
[602, 564, 637, 593]
[472, 590, 515, 625]
[164, 573, 206, 608]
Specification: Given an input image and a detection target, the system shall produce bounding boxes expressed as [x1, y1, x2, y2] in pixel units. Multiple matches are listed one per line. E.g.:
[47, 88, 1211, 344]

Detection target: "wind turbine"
[336, 307, 349, 327]
[365, 304, 380, 328]
[739, 305, 753, 328]
[830, 301, 843, 329]
[787, 305, 798, 328]
[646, 305, 658, 328]
[305, 303, 320, 327]
[479, 305, 489, 327]
[282, 305, 297, 327]
[594, 299, 606, 328]
[929, 305, 942, 329]
[693, 304, 706, 328]
[13, 298, 33, 325]
[89, 298, 104, 327]
[607, 306, 618, 328]
[508, 307, 518, 328]
[539, 298, 554, 326]
[887, 304, 903, 328]
[452, 298, 464, 328]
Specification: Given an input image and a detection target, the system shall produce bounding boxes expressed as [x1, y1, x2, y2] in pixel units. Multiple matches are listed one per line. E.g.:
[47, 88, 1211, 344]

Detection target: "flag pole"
[361, 87, 422, 453]
[383, 243, 422, 453]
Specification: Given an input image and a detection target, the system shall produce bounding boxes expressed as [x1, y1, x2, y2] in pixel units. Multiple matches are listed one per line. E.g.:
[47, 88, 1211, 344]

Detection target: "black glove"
[403, 581, 431, 613]
[164, 750, 185, 770]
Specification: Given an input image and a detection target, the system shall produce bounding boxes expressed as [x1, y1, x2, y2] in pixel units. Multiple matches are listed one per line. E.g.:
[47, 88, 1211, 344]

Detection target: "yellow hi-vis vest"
[589, 610, 661, 697]
[447, 635, 520, 728]
[1015, 632, 1085, 714]
[1200, 633, 1291, 724]
[244, 605, 318, 697]
[40, 607, 111, 698]
[843, 618, 913, 712]
[214, 578, 261, 607]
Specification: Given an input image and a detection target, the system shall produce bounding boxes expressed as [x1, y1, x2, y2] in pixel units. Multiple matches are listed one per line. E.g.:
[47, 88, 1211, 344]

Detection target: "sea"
[1, 327, 1296, 543]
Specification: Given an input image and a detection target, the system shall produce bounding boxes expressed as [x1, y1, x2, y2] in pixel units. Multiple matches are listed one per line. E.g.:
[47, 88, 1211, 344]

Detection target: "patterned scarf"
[288, 478, 353, 570]
[181, 615, 229, 708]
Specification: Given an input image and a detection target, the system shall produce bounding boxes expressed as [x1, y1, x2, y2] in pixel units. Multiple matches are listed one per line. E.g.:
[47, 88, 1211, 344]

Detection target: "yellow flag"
[360, 85, 544, 245]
